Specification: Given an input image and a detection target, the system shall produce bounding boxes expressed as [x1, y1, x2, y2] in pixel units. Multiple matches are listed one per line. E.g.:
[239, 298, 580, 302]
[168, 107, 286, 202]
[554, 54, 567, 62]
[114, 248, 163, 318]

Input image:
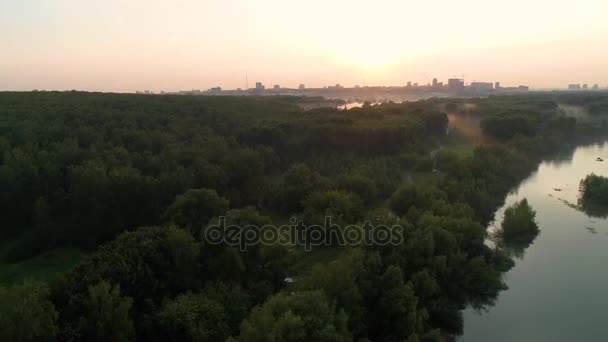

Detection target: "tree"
[33, 196, 51, 231]
[580, 173, 608, 205]
[275, 163, 329, 213]
[237, 291, 352, 342]
[302, 190, 364, 225]
[80, 281, 134, 342]
[157, 283, 250, 342]
[0, 280, 58, 342]
[500, 198, 539, 242]
[203, 208, 288, 302]
[336, 171, 378, 205]
[163, 188, 229, 234]
[365, 267, 421, 342]
[389, 184, 447, 216]
[300, 249, 366, 336]
[420, 111, 449, 137]
[52, 226, 201, 340]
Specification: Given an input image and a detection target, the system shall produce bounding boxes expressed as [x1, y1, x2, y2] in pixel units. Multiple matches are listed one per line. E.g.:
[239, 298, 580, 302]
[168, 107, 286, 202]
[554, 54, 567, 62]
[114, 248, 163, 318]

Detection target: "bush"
[500, 199, 539, 242]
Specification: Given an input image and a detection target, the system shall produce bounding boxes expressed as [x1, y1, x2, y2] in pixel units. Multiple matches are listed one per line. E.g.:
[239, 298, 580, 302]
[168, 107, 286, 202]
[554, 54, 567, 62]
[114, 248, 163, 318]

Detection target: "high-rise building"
[470, 82, 494, 91]
[406, 81, 412, 88]
[432, 78, 438, 87]
[593, 84, 599, 90]
[255, 82, 265, 90]
[583, 84, 588, 90]
[273, 84, 280, 90]
[448, 78, 464, 89]
[568, 84, 581, 90]
[298, 84, 305, 90]
[495, 82, 500, 89]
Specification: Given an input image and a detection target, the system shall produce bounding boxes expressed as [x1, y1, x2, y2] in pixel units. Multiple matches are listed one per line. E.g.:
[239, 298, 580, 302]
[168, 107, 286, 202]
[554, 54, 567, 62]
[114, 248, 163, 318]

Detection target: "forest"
[1, 91, 608, 341]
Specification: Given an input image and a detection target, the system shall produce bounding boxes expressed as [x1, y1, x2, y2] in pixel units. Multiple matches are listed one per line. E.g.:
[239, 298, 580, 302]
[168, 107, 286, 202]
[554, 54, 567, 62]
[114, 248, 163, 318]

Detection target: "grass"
[0, 246, 84, 286]
[288, 246, 344, 275]
[443, 144, 477, 158]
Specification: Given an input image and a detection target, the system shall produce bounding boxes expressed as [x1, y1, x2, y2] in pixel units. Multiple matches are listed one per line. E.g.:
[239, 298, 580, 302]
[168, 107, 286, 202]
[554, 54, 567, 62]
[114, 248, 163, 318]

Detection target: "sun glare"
[328, 40, 409, 71]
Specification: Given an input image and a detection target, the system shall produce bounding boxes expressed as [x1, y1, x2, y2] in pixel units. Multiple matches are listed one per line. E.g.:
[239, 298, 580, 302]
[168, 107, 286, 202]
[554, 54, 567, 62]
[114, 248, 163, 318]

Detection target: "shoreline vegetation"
[579, 173, 608, 217]
[499, 199, 540, 243]
[494, 199, 540, 259]
[1, 92, 608, 341]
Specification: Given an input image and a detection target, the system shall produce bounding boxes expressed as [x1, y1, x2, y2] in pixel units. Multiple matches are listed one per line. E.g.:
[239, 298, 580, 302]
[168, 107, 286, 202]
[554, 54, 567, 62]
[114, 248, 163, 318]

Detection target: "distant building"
[273, 84, 280, 90]
[593, 84, 599, 90]
[517, 85, 530, 91]
[298, 84, 305, 89]
[209, 87, 222, 93]
[470, 82, 494, 91]
[413, 82, 419, 87]
[583, 84, 588, 90]
[568, 84, 581, 90]
[495, 82, 501, 89]
[432, 78, 438, 87]
[448, 78, 464, 89]
[406, 81, 412, 88]
[354, 85, 360, 88]
[255, 82, 265, 90]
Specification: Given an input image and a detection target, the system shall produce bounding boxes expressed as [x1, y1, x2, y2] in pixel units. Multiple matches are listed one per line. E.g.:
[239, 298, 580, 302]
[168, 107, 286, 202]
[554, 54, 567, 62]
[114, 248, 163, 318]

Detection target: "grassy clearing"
[443, 144, 477, 158]
[0, 247, 83, 286]
[288, 246, 343, 275]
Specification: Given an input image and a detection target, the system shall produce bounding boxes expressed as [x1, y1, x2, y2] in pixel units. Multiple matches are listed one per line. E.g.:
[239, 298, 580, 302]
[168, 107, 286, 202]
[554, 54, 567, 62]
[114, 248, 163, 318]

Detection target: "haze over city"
[2, 0, 608, 92]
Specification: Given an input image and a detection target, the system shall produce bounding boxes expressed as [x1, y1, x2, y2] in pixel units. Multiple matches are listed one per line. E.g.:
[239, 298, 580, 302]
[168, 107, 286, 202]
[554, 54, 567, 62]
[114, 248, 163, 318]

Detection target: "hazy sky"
[2, 0, 607, 91]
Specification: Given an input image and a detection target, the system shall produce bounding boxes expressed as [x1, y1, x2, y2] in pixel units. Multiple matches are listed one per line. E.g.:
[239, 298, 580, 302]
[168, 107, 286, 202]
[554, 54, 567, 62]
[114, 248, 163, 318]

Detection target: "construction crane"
[453, 74, 466, 83]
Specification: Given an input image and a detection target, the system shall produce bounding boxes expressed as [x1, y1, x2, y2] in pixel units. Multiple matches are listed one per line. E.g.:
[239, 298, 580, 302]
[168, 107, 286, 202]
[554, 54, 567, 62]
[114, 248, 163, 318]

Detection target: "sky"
[1, 0, 608, 92]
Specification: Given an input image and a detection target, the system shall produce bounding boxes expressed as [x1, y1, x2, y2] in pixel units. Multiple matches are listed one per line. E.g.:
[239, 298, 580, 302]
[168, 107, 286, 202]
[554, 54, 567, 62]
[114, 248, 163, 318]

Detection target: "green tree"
[163, 188, 229, 234]
[275, 163, 329, 213]
[366, 267, 421, 342]
[33, 196, 51, 231]
[0, 280, 58, 342]
[302, 190, 364, 225]
[80, 281, 134, 342]
[500, 198, 539, 242]
[389, 184, 447, 216]
[237, 291, 352, 342]
[203, 208, 288, 302]
[157, 284, 250, 342]
[579, 173, 608, 216]
[336, 171, 378, 204]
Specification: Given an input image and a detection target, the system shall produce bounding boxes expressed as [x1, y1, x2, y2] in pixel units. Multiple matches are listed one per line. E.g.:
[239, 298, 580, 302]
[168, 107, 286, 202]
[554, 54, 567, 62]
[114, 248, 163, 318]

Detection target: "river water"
[461, 142, 608, 342]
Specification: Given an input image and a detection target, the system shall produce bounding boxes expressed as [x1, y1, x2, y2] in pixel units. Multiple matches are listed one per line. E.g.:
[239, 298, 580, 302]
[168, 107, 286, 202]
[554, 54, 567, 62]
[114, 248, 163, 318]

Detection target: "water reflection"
[578, 200, 608, 218]
[462, 141, 608, 342]
[492, 231, 540, 260]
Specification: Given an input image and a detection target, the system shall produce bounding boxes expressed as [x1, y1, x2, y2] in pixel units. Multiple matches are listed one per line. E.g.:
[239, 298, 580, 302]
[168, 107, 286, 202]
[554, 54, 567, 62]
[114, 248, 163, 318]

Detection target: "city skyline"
[2, 0, 608, 92]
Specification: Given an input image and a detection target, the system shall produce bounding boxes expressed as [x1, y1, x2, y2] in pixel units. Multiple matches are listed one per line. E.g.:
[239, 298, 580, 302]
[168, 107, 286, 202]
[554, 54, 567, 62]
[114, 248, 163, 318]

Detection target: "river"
[461, 142, 608, 341]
